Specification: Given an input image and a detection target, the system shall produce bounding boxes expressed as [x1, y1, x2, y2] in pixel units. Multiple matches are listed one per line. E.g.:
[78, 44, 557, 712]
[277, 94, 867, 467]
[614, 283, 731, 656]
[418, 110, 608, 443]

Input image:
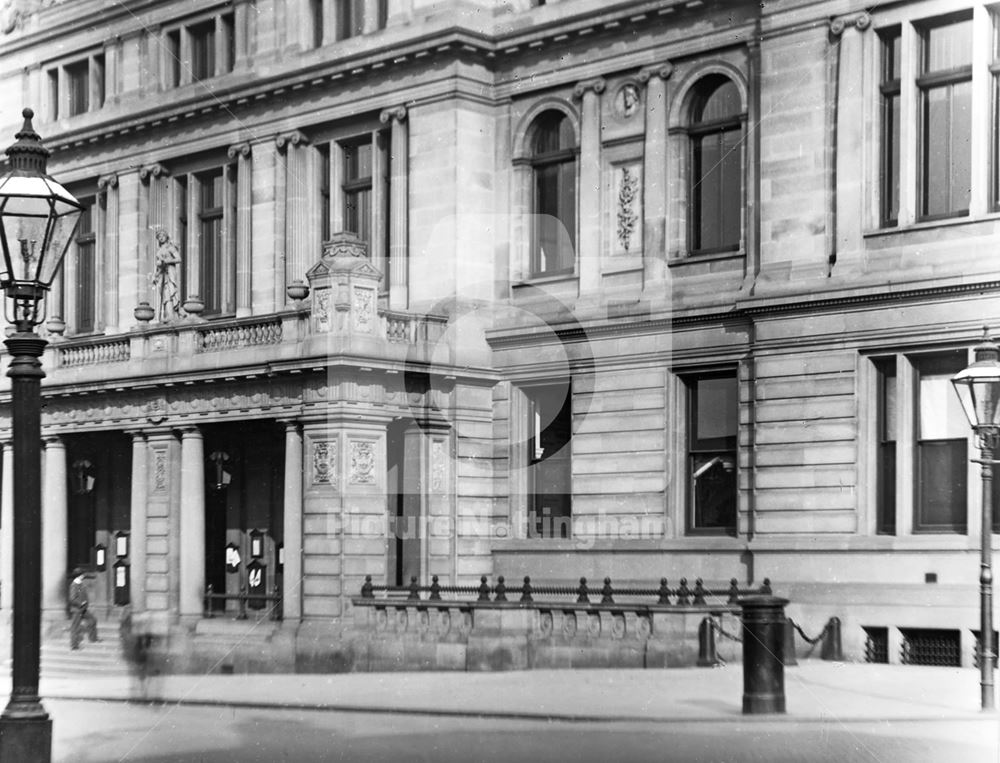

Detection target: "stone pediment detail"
[312, 232, 383, 281]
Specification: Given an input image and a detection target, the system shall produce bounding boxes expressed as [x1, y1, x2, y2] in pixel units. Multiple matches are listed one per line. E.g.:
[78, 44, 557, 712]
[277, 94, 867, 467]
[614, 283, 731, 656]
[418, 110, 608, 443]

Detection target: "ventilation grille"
[863, 626, 889, 664]
[900, 628, 960, 667]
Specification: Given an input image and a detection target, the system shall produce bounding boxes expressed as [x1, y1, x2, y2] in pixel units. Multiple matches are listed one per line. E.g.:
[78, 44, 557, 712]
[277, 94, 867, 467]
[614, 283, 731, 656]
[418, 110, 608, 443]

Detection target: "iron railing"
[203, 583, 282, 621]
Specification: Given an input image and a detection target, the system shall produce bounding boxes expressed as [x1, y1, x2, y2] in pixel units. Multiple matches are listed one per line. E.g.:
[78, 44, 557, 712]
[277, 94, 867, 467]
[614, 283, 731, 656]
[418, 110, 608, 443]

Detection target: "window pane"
[67, 61, 88, 116]
[917, 439, 966, 532]
[76, 241, 95, 332]
[533, 162, 575, 274]
[925, 18, 972, 72]
[532, 112, 574, 155]
[876, 358, 897, 535]
[699, 79, 741, 122]
[692, 453, 737, 530]
[882, 93, 900, 222]
[693, 127, 740, 252]
[526, 384, 572, 539]
[345, 188, 371, 242]
[949, 80, 972, 212]
[695, 376, 737, 444]
[918, 357, 968, 440]
[191, 22, 216, 80]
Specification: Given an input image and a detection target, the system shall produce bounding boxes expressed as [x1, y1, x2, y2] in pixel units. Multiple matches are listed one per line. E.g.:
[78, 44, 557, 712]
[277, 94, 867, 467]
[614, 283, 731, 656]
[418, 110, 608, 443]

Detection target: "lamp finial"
[6, 106, 50, 174]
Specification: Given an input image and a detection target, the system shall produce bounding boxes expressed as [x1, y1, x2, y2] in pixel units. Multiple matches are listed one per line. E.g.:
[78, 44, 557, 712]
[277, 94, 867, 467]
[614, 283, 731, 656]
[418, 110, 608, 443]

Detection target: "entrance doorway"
[201, 420, 284, 615]
[386, 420, 421, 587]
[64, 432, 132, 616]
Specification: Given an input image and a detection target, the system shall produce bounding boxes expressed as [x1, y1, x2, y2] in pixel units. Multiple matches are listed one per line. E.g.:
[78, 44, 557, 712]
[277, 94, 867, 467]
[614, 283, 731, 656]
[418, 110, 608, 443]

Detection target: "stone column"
[139, 163, 170, 309]
[279, 131, 311, 299]
[273, 134, 289, 309]
[573, 77, 605, 292]
[281, 420, 303, 622]
[41, 436, 68, 616]
[0, 442, 13, 613]
[830, 13, 870, 264]
[99, 173, 120, 332]
[178, 426, 205, 618]
[128, 431, 148, 612]
[638, 63, 673, 284]
[380, 106, 408, 309]
[229, 142, 254, 317]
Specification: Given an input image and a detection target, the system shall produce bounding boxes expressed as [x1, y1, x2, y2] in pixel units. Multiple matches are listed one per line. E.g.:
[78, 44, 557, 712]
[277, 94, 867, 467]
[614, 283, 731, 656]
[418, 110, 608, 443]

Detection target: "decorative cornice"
[138, 163, 169, 182]
[97, 173, 118, 190]
[637, 62, 673, 84]
[227, 141, 251, 159]
[829, 12, 871, 37]
[379, 106, 407, 124]
[573, 77, 606, 100]
[275, 130, 309, 150]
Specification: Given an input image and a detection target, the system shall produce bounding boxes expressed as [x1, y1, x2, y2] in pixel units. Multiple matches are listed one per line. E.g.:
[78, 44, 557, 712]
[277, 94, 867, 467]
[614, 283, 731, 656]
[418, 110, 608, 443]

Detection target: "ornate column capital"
[829, 11, 871, 37]
[637, 62, 673, 84]
[97, 173, 119, 191]
[138, 163, 170, 182]
[379, 106, 408, 124]
[573, 77, 606, 100]
[275, 130, 310, 151]
[227, 141, 252, 160]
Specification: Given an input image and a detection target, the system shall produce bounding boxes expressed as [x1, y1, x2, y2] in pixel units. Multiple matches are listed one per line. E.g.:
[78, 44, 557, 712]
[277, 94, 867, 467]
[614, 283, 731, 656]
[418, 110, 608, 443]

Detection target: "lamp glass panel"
[37, 208, 81, 285]
[971, 375, 1000, 426]
[0, 211, 49, 282]
[952, 378, 978, 429]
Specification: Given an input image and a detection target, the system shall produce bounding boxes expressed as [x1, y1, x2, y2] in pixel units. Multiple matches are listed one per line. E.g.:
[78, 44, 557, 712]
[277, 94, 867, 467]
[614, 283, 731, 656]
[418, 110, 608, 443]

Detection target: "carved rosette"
[312, 440, 338, 486]
[349, 440, 376, 484]
[353, 287, 375, 332]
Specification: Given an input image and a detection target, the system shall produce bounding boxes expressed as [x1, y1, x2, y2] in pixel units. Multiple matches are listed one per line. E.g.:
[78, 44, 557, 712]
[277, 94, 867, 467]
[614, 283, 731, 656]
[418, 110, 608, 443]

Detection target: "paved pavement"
[25, 661, 1000, 724]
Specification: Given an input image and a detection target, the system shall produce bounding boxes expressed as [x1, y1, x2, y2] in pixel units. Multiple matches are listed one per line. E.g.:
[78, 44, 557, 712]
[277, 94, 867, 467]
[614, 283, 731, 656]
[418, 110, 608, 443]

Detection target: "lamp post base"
[0, 710, 51, 763]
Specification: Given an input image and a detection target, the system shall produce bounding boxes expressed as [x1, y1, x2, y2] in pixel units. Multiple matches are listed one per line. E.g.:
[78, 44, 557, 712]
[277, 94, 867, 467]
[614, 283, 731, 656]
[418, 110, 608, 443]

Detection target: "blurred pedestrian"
[68, 567, 99, 650]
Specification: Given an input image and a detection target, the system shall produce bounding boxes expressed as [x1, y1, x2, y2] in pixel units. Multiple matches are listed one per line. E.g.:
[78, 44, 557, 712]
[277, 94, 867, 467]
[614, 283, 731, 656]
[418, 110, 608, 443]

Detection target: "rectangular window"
[66, 60, 89, 117]
[526, 383, 572, 538]
[190, 20, 216, 80]
[47, 69, 59, 120]
[318, 143, 331, 242]
[74, 199, 96, 334]
[342, 140, 372, 245]
[337, 0, 366, 40]
[880, 28, 901, 226]
[533, 159, 577, 275]
[692, 128, 741, 251]
[687, 372, 738, 534]
[876, 357, 897, 534]
[310, 0, 325, 48]
[166, 29, 182, 88]
[915, 352, 968, 533]
[197, 169, 225, 316]
[918, 13, 973, 220]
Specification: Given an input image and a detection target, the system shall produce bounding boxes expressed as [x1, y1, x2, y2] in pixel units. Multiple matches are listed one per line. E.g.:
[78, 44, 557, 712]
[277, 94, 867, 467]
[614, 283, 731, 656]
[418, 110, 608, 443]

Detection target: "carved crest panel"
[349, 440, 376, 484]
[353, 287, 375, 333]
[312, 439, 338, 486]
[430, 438, 448, 493]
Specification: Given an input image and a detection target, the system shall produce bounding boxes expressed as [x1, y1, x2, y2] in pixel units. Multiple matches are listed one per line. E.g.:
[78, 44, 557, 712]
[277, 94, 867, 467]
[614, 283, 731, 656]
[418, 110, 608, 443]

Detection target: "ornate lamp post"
[952, 326, 1000, 712]
[0, 109, 82, 761]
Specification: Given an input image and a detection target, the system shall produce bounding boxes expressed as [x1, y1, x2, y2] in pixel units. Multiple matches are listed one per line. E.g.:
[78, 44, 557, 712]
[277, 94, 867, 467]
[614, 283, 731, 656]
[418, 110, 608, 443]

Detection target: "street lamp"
[0, 108, 82, 762]
[951, 326, 1000, 712]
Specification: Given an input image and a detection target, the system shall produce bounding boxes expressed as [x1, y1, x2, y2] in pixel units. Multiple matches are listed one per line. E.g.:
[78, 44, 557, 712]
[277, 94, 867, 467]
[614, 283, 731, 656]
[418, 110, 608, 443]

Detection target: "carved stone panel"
[152, 447, 169, 493]
[613, 161, 642, 255]
[430, 438, 448, 493]
[312, 439, 338, 486]
[349, 440, 376, 484]
[352, 286, 375, 333]
[313, 288, 332, 333]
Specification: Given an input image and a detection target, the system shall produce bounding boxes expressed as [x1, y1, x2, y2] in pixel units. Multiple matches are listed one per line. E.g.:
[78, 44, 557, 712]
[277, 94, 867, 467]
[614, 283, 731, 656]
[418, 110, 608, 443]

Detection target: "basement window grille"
[863, 626, 889, 664]
[899, 628, 960, 667]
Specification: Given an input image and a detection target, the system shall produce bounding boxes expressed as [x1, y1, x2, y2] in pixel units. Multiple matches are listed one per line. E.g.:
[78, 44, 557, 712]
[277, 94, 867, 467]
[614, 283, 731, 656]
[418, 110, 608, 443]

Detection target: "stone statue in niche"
[152, 229, 183, 323]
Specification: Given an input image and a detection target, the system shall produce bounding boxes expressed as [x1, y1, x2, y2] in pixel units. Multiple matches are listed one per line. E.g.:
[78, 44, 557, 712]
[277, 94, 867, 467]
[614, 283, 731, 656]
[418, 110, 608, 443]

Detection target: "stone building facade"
[0, 0, 996, 670]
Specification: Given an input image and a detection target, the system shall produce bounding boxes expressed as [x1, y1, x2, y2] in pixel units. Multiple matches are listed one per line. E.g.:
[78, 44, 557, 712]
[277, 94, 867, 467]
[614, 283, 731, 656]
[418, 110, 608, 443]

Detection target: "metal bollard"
[697, 616, 719, 667]
[821, 616, 843, 661]
[740, 595, 789, 714]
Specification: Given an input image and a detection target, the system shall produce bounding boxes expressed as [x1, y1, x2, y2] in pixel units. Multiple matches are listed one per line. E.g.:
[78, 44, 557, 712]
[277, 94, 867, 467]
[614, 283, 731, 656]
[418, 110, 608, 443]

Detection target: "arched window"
[529, 111, 577, 276]
[688, 75, 743, 254]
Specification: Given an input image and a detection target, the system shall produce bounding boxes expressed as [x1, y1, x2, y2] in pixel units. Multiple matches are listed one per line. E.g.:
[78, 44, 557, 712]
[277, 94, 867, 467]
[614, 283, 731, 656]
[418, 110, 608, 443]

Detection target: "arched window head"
[529, 110, 577, 276]
[688, 75, 743, 254]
